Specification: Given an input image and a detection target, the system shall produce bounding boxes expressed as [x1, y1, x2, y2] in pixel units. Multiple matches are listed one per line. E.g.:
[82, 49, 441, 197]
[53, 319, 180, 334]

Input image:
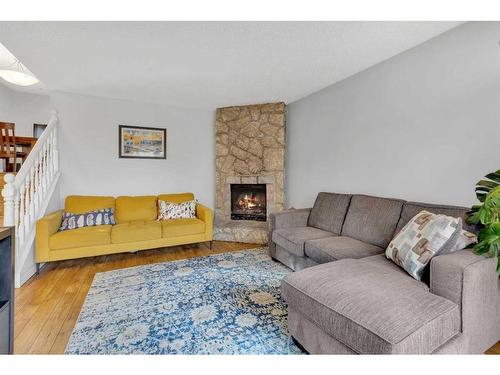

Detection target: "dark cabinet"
[0, 227, 14, 354]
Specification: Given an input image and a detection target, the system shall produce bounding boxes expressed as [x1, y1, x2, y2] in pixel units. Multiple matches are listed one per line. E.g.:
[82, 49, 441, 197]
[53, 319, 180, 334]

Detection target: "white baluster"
[43, 139, 49, 182]
[18, 185, 25, 245]
[2, 174, 16, 227]
[47, 130, 55, 179]
[14, 191, 20, 247]
[33, 157, 40, 214]
[53, 126, 59, 173]
[40, 154, 46, 209]
[23, 174, 31, 241]
[28, 166, 36, 228]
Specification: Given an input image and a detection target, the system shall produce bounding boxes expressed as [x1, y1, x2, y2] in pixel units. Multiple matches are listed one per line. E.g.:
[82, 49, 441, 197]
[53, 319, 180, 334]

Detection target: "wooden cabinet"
[0, 227, 14, 354]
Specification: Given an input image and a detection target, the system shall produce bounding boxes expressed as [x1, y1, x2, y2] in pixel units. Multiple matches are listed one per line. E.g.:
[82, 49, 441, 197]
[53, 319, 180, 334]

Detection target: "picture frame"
[118, 125, 167, 159]
[33, 123, 47, 138]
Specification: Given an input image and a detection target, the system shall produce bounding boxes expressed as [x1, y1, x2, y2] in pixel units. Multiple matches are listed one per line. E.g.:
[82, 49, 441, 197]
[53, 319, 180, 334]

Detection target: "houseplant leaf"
[468, 170, 500, 274]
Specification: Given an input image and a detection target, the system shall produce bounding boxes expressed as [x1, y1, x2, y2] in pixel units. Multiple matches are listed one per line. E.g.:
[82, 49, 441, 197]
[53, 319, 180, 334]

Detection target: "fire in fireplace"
[230, 184, 267, 221]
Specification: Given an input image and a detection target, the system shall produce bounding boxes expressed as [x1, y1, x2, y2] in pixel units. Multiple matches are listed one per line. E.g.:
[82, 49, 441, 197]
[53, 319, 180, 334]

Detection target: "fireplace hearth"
[230, 184, 267, 221]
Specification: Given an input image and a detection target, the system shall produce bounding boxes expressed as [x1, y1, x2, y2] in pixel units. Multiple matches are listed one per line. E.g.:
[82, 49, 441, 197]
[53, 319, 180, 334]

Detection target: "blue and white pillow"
[59, 208, 116, 232]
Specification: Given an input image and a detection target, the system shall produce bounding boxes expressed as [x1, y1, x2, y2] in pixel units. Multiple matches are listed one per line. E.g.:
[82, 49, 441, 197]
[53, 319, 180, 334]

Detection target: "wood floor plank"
[13, 241, 499, 355]
[28, 258, 94, 353]
[14, 260, 86, 353]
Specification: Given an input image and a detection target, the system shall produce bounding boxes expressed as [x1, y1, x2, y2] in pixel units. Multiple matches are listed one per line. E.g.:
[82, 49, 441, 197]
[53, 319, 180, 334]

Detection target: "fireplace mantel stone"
[214, 102, 285, 244]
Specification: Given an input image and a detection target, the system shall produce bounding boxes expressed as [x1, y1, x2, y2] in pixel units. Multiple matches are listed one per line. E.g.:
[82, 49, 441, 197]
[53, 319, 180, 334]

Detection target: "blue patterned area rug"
[65, 248, 303, 354]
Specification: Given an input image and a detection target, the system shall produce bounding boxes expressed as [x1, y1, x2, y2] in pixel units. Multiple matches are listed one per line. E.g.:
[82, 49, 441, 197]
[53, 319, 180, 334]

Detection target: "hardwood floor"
[13, 241, 500, 355]
[14, 241, 259, 354]
[486, 341, 500, 355]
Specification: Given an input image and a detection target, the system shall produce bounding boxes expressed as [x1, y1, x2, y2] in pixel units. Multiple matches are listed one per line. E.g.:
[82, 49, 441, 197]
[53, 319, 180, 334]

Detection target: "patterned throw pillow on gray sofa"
[158, 199, 196, 220]
[449, 229, 477, 253]
[59, 208, 116, 232]
[385, 210, 462, 280]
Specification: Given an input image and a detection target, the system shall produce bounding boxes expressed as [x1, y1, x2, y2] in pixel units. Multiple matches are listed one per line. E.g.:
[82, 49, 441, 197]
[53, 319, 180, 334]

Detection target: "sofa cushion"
[308, 192, 352, 234]
[115, 196, 158, 223]
[65, 195, 115, 214]
[50, 225, 112, 250]
[395, 201, 477, 235]
[305, 236, 384, 264]
[361, 254, 430, 291]
[158, 193, 194, 203]
[162, 218, 205, 238]
[272, 227, 335, 257]
[111, 220, 161, 244]
[341, 195, 404, 248]
[282, 258, 460, 354]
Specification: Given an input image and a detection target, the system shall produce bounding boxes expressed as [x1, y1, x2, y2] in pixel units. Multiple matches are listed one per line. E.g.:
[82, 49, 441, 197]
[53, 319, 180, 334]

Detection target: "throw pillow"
[448, 229, 477, 253]
[59, 208, 116, 232]
[385, 210, 462, 280]
[158, 199, 196, 220]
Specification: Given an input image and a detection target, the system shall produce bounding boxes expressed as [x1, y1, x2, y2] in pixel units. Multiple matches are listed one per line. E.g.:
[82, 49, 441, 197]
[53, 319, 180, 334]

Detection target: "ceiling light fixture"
[0, 59, 39, 86]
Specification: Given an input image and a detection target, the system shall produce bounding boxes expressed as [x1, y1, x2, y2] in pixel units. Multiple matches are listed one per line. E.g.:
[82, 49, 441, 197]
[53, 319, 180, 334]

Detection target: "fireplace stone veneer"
[214, 102, 285, 244]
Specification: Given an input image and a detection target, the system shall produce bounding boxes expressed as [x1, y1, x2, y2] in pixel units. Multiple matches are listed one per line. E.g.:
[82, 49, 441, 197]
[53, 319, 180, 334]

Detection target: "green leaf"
[470, 169, 500, 273]
[467, 211, 480, 225]
[477, 180, 499, 189]
[476, 192, 487, 202]
[484, 171, 500, 183]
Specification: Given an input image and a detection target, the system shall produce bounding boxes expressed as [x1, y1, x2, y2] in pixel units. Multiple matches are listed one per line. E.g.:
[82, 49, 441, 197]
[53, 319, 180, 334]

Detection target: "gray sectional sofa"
[269, 192, 500, 354]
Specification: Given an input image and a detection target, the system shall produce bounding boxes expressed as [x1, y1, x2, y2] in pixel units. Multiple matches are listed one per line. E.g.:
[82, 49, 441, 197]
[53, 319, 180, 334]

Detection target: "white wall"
[51, 92, 216, 208]
[0, 82, 51, 137]
[286, 22, 500, 209]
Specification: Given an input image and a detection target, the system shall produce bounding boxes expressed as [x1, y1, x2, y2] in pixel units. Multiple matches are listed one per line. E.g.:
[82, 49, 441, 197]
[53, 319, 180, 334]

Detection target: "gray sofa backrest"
[395, 201, 476, 235]
[308, 192, 352, 235]
[341, 195, 405, 248]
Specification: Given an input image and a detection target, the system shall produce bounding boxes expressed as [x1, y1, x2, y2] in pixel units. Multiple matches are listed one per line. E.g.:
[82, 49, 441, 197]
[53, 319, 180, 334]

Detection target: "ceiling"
[0, 22, 462, 110]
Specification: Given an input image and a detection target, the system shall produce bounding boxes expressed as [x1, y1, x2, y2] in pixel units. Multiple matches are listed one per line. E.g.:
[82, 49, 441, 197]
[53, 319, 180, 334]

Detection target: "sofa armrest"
[268, 208, 312, 257]
[196, 203, 213, 241]
[35, 209, 63, 263]
[430, 250, 500, 353]
[270, 208, 312, 230]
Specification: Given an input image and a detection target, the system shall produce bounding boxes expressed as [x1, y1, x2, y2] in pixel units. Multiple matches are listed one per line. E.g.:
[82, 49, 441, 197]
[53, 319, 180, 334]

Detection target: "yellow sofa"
[35, 193, 213, 263]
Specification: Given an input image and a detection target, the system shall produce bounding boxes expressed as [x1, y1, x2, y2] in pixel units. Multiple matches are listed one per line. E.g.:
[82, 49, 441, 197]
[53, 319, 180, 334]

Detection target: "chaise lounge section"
[269, 192, 500, 354]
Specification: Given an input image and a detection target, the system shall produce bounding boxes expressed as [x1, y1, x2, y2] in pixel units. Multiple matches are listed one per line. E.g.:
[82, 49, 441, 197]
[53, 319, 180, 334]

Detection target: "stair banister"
[2, 109, 61, 287]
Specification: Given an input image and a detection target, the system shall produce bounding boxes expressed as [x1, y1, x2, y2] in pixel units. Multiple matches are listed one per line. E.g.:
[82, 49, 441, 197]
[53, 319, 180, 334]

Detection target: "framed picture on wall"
[118, 125, 167, 159]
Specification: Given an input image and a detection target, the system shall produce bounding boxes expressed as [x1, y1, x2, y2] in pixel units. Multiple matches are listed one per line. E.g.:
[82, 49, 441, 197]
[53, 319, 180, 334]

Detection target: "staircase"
[2, 110, 60, 287]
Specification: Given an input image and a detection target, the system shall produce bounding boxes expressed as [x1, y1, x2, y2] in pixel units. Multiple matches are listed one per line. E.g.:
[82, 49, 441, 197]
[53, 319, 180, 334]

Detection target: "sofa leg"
[35, 263, 40, 276]
[209, 241, 213, 250]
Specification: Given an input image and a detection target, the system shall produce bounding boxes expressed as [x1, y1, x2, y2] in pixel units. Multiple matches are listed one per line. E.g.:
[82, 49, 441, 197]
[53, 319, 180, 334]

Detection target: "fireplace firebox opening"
[230, 184, 267, 221]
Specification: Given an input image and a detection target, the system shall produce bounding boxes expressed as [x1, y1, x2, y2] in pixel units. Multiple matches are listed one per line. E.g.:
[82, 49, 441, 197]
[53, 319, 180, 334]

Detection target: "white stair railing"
[2, 110, 61, 287]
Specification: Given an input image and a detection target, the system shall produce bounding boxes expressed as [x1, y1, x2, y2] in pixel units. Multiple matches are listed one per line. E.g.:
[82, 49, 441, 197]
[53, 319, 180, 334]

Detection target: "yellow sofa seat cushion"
[111, 220, 162, 244]
[158, 193, 194, 203]
[49, 225, 112, 250]
[161, 218, 206, 238]
[115, 196, 157, 223]
[65, 195, 115, 213]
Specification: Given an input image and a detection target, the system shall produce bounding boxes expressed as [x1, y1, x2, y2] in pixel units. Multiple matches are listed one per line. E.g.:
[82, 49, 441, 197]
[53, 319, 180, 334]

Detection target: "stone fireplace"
[214, 102, 285, 244]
